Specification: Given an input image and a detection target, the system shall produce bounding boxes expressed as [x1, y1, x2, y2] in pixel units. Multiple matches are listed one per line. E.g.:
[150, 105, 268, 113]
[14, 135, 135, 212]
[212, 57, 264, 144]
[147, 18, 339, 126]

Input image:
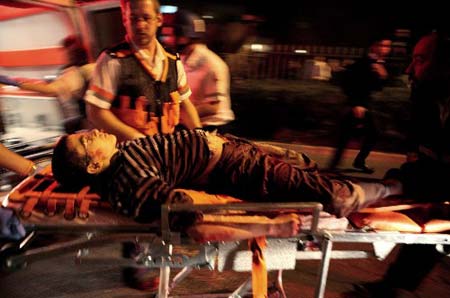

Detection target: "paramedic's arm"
[180, 98, 202, 129]
[176, 60, 202, 129]
[86, 104, 144, 141]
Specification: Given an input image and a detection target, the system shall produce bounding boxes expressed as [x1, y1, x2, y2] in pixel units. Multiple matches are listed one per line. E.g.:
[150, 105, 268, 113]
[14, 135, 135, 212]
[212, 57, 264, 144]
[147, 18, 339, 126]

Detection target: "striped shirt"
[100, 129, 210, 223]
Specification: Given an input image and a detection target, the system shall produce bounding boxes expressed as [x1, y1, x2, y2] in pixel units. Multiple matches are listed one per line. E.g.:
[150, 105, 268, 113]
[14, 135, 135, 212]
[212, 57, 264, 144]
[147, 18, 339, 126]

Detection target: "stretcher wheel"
[0, 242, 27, 272]
[122, 266, 160, 291]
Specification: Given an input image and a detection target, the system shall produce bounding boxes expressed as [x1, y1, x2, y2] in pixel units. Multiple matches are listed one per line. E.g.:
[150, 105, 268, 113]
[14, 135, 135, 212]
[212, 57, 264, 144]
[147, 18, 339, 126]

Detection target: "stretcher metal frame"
[2, 177, 450, 298]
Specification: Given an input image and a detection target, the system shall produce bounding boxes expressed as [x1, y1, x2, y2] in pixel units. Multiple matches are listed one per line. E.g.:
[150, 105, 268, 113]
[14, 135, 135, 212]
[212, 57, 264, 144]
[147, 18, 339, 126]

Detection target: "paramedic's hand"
[0, 75, 20, 87]
[0, 207, 26, 241]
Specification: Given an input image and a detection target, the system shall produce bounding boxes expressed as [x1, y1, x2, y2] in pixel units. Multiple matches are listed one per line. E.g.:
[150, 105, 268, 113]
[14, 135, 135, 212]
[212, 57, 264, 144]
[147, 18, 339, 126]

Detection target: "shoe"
[353, 161, 375, 174]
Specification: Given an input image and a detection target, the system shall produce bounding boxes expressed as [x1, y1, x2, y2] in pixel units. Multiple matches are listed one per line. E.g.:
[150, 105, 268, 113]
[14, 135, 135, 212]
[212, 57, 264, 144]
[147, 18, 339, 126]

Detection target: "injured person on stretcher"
[50, 128, 402, 241]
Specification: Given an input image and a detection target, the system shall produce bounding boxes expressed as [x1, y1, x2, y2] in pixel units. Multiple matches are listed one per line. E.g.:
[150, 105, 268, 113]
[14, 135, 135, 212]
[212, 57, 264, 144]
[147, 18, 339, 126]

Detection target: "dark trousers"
[330, 109, 377, 168]
[208, 139, 388, 217]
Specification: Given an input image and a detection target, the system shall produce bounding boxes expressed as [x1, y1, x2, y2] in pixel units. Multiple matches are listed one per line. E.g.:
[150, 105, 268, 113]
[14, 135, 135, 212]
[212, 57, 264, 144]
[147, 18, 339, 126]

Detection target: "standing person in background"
[351, 31, 450, 298]
[329, 37, 392, 174]
[161, 10, 235, 133]
[0, 35, 94, 133]
[85, 0, 201, 142]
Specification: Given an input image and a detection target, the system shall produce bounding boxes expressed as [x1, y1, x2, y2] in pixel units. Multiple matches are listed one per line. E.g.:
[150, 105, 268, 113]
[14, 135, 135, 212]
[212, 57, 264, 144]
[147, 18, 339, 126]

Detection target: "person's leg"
[329, 112, 353, 169]
[209, 141, 397, 217]
[353, 111, 377, 172]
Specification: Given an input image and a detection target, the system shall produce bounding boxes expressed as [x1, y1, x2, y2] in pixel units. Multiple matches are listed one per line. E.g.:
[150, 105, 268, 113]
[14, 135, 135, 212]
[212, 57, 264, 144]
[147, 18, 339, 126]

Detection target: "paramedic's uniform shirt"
[84, 40, 191, 135]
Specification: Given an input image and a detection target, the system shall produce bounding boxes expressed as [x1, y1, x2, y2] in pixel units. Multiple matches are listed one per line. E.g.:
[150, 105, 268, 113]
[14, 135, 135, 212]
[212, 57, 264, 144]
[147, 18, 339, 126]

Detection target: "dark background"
[164, 0, 449, 46]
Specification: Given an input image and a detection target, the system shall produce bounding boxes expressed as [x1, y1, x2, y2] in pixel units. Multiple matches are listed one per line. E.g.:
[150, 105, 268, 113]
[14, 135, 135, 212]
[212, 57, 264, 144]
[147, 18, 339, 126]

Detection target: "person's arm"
[86, 104, 145, 141]
[15, 80, 59, 96]
[0, 74, 58, 96]
[179, 98, 202, 129]
[186, 213, 301, 243]
[0, 144, 35, 176]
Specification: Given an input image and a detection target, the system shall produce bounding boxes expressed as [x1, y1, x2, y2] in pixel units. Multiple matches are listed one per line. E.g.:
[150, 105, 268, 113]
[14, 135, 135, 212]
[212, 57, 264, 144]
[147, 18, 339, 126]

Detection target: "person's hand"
[0, 75, 20, 87]
[371, 63, 388, 79]
[0, 207, 25, 241]
[352, 106, 367, 119]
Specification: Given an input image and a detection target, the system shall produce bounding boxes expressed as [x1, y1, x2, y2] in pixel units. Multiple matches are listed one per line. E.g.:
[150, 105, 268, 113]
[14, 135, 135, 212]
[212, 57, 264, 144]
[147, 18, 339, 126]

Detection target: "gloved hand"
[0, 207, 25, 241]
[0, 75, 20, 87]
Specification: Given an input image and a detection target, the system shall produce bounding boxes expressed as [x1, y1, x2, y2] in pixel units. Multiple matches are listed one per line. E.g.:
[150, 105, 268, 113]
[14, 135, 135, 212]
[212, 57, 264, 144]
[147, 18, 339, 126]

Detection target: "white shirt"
[181, 44, 234, 126]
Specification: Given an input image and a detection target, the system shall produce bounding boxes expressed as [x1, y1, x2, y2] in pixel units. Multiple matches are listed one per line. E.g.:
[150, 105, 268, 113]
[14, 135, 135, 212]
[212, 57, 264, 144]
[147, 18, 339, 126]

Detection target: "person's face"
[406, 35, 438, 83]
[374, 39, 392, 58]
[66, 129, 118, 174]
[122, 0, 163, 48]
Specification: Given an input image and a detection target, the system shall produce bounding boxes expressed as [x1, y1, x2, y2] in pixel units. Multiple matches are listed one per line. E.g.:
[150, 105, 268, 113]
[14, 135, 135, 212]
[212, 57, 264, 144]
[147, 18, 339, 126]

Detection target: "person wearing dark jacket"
[352, 31, 450, 298]
[329, 38, 392, 173]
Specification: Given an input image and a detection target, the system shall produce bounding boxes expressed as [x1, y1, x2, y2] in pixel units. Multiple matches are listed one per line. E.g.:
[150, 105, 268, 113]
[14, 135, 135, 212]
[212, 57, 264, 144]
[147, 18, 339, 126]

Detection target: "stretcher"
[1, 166, 450, 298]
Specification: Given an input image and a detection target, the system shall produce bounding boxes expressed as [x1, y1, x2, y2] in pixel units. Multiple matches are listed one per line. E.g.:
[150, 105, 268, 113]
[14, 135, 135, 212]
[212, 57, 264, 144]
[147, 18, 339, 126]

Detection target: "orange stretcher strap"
[8, 165, 104, 219]
[250, 236, 267, 298]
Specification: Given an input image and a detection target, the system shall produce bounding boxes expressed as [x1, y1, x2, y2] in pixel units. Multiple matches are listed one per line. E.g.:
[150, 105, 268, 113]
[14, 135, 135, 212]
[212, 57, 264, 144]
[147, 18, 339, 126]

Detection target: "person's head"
[369, 38, 392, 59]
[160, 10, 206, 52]
[52, 129, 118, 190]
[120, 0, 163, 48]
[61, 35, 88, 66]
[406, 31, 450, 85]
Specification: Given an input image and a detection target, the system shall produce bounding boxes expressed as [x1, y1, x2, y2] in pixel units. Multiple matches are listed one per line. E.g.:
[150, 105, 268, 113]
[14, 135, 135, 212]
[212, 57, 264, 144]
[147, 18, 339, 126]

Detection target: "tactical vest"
[107, 43, 181, 135]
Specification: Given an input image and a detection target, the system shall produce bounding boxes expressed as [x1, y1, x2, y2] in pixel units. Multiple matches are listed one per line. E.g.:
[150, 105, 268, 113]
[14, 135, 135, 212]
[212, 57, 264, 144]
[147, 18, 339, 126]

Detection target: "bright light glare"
[161, 5, 178, 14]
[250, 44, 264, 51]
[295, 49, 308, 54]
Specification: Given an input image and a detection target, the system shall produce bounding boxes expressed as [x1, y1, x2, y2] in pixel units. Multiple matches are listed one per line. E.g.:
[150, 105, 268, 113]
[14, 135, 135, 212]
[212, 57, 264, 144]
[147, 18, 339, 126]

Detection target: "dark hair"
[120, 0, 160, 13]
[52, 135, 96, 191]
[60, 35, 89, 66]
